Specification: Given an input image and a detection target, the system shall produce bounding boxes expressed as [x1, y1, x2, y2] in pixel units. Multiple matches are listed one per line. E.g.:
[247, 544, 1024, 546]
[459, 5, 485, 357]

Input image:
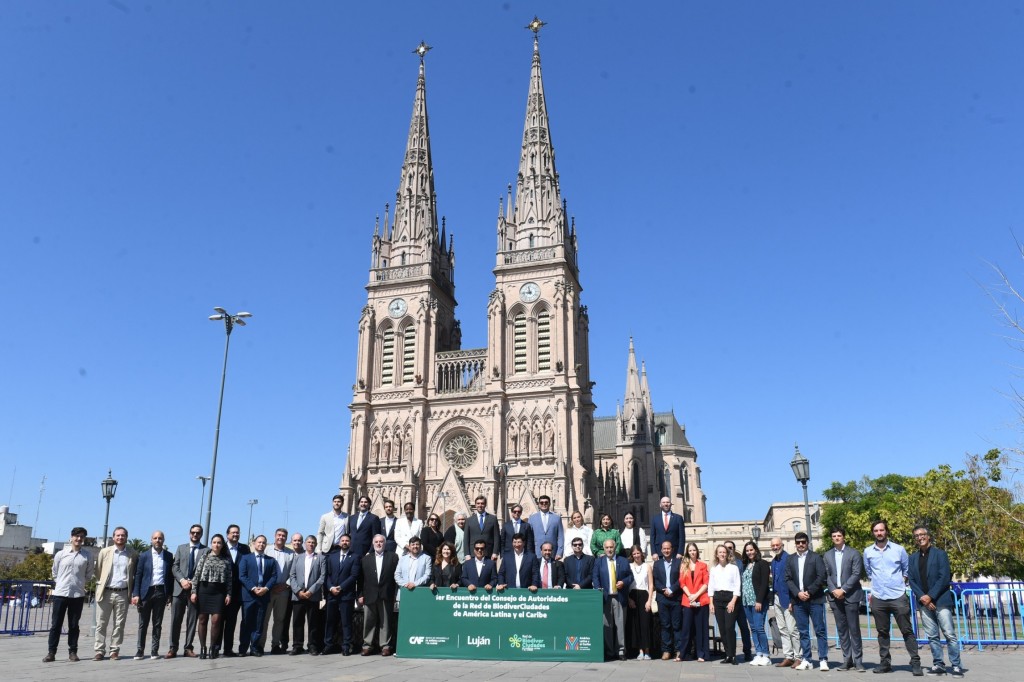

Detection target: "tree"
[0, 551, 53, 582]
[821, 459, 1024, 579]
[127, 538, 149, 552]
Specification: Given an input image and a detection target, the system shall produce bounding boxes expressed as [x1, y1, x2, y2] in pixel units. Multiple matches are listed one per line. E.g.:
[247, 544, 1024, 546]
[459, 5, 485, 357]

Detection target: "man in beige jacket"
[93, 527, 138, 660]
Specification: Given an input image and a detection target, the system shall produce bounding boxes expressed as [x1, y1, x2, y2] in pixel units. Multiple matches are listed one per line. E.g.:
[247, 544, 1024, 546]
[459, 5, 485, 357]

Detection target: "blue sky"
[2, 2, 1023, 547]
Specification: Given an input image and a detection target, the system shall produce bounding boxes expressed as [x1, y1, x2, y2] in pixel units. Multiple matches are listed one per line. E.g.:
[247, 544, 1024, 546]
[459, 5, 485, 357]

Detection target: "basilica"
[339, 27, 707, 531]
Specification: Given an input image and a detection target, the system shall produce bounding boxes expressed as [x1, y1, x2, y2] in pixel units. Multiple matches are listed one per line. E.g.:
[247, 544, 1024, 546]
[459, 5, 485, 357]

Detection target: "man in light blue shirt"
[863, 520, 921, 676]
[395, 536, 432, 601]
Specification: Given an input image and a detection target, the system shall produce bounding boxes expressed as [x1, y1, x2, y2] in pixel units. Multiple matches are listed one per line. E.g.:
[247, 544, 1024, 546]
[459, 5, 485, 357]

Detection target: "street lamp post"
[247, 499, 259, 543]
[94, 469, 118, 635]
[100, 469, 118, 548]
[751, 525, 761, 548]
[196, 475, 210, 526]
[789, 443, 813, 551]
[203, 307, 251, 545]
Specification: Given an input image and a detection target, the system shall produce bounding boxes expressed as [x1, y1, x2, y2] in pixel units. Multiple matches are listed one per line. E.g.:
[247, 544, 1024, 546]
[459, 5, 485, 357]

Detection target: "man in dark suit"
[537, 542, 565, 589]
[324, 533, 361, 655]
[466, 495, 501, 561]
[650, 496, 686, 557]
[349, 495, 379, 558]
[168, 524, 205, 658]
[221, 524, 251, 656]
[377, 500, 399, 553]
[496, 533, 539, 591]
[358, 534, 399, 656]
[289, 535, 325, 655]
[563, 536, 595, 590]
[132, 530, 174, 660]
[908, 525, 961, 676]
[824, 526, 865, 671]
[593, 536, 633, 660]
[460, 540, 497, 591]
[784, 532, 829, 671]
[238, 534, 279, 656]
[652, 539, 683, 660]
[527, 495, 563, 558]
[499, 503, 534, 554]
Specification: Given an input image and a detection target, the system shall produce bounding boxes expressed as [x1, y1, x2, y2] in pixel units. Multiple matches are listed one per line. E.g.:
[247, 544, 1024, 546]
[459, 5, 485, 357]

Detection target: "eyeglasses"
[474, 547, 486, 552]
[190, 531, 202, 535]
[572, 542, 583, 547]
[795, 540, 808, 545]
[913, 532, 929, 538]
[512, 509, 522, 514]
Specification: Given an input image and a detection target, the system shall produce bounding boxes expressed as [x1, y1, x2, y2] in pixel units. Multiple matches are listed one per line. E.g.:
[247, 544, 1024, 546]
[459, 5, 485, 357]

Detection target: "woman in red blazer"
[679, 542, 710, 662]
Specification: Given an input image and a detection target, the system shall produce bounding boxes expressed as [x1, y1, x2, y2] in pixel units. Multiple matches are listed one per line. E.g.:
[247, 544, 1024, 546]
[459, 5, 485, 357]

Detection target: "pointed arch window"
[513, 313, 527, 374]
[680, 467, 690, 503]
[402, 325, 416, 385]
[631, 463, 642, 500]
[661, 466, 671, 499]
[528, 233, 535, 248]
[380, 328, 395, 386]
[537, 310, 551, 371]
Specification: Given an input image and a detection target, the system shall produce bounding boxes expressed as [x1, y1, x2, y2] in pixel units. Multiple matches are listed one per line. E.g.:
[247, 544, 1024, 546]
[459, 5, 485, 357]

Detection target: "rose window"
[443, 434, 478, 470]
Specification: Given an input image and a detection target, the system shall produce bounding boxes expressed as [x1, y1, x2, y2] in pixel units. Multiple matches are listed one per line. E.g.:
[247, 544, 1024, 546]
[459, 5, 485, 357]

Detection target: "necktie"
[188, 546, 196, 577]
[258, 556, 264, 586]
[664, 513, 669, 531]
[341, 552, 347, 562]
[609, 559, 617, 594]
[479, 514, 485, 529]
[542, 560, 549, 588]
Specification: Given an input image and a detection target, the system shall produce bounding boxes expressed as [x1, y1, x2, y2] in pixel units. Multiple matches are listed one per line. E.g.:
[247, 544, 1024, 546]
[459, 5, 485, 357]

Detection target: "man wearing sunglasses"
[460, 541, 497, 591]
[168, 524, 206, 659]
[500, 504, 534, 555]
[784, 532, 830, 671]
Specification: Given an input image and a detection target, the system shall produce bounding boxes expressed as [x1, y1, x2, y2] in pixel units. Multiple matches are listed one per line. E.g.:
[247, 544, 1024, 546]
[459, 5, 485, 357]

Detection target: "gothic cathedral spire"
[371, 42, 454, 291]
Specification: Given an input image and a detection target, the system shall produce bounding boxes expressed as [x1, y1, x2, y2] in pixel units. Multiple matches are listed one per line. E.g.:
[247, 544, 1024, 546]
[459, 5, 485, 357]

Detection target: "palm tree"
[127, 538, 149, 552]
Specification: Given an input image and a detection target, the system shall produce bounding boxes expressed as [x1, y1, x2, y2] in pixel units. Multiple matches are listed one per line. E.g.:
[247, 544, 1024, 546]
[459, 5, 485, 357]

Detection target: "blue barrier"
[955, 584, 1024, 650]
[0, 580, 55, 635]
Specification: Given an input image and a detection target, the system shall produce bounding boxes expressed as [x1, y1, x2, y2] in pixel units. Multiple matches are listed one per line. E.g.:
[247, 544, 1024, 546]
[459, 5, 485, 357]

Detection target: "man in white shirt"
[261, 528, 295, 654]
[393, 502, 423, 555]
[44, 527, 94, 663]
[93, 526, 138, 661]
[378, 500, 399, 553]
[317, 495, 349, 554]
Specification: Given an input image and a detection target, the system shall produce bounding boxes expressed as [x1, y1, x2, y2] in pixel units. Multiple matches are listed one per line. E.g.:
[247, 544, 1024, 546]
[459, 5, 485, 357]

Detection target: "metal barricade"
[0, 580, 55, 635]
[956, 583, 1024, 650]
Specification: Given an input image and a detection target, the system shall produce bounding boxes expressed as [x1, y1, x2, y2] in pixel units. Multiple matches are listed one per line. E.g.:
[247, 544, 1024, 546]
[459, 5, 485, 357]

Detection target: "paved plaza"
[0, 613, 1020, 682]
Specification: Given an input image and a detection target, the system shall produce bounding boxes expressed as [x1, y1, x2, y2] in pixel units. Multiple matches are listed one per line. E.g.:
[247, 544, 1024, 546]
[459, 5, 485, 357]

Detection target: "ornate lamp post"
[203, 307, 251, 544]
[751, 524, 762, 548]
[100, 469, 118, 548]
[789, 443, 813, 550]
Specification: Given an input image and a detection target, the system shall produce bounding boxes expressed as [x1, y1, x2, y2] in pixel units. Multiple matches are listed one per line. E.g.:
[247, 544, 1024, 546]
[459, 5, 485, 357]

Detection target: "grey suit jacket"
[171, 542, 206, 597]
[288, 552, 325, 602]
[824, 545, 865, 603]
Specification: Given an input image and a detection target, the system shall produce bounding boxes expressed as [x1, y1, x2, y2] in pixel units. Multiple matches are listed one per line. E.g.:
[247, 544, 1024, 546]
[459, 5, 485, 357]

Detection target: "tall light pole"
[789, 443, 813, 550]
[247, 499, 259, 543]
[196, 475, 210, 526]
[100, 469, 118, 548]
[204, 307, 251, 545]
[751, 524, 761, 549]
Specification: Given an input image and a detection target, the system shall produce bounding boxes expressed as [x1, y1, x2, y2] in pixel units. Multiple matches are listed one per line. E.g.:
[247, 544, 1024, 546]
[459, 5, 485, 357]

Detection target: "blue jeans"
[792, 600, 829, 662]
[743, 604, 769, 656]
[918, 605, 961, 667]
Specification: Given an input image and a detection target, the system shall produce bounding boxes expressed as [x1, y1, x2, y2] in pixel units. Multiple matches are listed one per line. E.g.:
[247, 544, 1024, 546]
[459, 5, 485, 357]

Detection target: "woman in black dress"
[429, 541, 462, 590]
[190, 533, 232, 659]
[420, 513, 444, 561]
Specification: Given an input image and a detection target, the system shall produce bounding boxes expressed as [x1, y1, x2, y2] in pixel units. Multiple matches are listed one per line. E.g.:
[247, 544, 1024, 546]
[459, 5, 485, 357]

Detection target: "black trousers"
[47, 596, 84, 654]
[291, 598, 323, 652]
[137, 586, 168, 655]
[221, 593, 246, 653]
[870, 595, 920, 667]
[712, 592, 738, 658]
[324, 596, 355, 652]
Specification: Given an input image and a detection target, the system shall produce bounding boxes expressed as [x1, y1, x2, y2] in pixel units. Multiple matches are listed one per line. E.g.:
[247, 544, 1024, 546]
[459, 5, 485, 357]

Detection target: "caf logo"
[408, 636, 425, 644]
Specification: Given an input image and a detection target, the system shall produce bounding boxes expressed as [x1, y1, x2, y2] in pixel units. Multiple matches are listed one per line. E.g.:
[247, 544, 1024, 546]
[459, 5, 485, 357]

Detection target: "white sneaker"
[796, 660, 813, 670]
[750, 656, 761, 665]
[758, 655, 772, 666]
[819, 660, 830, 671]
[636, 652, 645, 660]
[643, 654, 651, 660]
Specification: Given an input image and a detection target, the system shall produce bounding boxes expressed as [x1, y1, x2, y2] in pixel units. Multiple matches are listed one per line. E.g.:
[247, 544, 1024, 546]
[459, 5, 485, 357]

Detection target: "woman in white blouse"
[626, 545, 654, 659]
[619, 512, 648, 558]
[564, 511, 593, 556]
[708, 544, 740, 665]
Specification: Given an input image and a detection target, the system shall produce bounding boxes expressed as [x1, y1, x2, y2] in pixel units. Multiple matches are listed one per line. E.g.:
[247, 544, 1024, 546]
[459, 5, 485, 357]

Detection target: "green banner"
[397, 587, 604, 661]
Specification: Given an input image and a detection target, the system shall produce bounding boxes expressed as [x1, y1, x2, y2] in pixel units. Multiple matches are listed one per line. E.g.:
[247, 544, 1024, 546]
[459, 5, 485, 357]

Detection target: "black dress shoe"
[223, 650, 237, 657]
[252, 649, 263, 657]
[618, 653, 627, 661]
[342, 648, 351, 656]
[270, 646, 282, 655]
[873, 665, 893, 674]
[288, 648, 301, 656]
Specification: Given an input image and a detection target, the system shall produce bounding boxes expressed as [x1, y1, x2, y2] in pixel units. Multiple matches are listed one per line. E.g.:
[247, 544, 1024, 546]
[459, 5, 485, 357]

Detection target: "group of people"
[44, 495, 964, 677]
